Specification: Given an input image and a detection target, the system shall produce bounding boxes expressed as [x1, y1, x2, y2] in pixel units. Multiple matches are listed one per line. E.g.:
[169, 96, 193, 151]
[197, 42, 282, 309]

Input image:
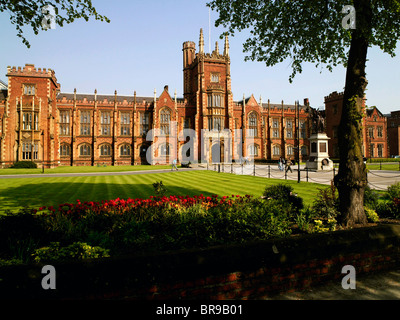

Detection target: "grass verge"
[0, 170, 324, 214]
[0, 165, 173, 175]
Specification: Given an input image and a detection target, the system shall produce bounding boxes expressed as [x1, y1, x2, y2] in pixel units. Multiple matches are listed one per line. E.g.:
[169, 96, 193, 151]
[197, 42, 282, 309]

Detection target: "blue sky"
[0, 0, 399, 113]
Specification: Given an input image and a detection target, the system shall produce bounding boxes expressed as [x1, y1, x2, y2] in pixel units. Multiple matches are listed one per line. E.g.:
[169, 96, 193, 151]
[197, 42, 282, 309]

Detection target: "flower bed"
[2, 181, 396, 266]
[0, 193, 294, 265]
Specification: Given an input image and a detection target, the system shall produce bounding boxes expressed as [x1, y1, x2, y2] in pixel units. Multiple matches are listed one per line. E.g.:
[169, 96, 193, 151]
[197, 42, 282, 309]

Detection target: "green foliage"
[387, 182, 400, 200]
[32, 242, 110, 263]
[10, 161, 37, 168]
[208, 0, 400, 227]
[294, 207, 315, 233]
[375, 182, 400, 219]
[364, 206, 379, 223]
[0, 209, 46, 262]
[0, 194, 296, 264]
[312, 218, 337, 233]
[364, 186, 378, 209]
[1, 0, 110, 48]
[263, 184, 303, 212]
[311, 183, 339, 219]
[208, 0, 400, 82]
[152, 181, 167, 197]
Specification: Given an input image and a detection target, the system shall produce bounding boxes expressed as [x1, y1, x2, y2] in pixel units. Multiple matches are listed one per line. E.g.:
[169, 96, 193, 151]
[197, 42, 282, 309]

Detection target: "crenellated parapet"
[7, 64, 59, 87]
[324, 91, 344, 101]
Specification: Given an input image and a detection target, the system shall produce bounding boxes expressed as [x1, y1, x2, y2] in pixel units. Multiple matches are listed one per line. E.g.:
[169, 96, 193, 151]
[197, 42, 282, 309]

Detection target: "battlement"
[202, 51, 228, 61]
[7, 64, 59, 87]
[7, 64, 55, 77]
[182, 41, 196, 50]
[324, 91, 344, 101]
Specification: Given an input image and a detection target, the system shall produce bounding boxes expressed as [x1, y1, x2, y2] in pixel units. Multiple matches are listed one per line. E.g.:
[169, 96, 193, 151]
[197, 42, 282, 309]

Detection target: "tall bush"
[311, 183, 339, 219]
[262, 184, 303, 212]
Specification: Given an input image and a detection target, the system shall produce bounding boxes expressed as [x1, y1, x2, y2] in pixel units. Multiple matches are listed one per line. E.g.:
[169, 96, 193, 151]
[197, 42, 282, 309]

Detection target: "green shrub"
[312, 218, 337, 233]
[376, 201, 395, 218]
[152, 181, 167, 197]
[32, 242, 110, 263]
[0, 210, 46, 262]
[262, 184, 303, 212]
[311, 183, 339, 219]
[374, 182, 400, 219]
[364, 186, 378, 209]
[364, 206, 379, 223]
[387, 182, 400, 200]
[10, 161, 37, 168]
[294, 206, 316, 233]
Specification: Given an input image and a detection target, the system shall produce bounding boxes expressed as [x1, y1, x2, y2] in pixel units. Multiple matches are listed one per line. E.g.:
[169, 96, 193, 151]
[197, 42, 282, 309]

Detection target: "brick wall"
[1, 224, 400, 299]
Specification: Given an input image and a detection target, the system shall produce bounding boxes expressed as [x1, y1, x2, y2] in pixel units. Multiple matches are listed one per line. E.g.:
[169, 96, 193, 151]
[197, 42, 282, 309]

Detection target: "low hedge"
[9, 161, 37, 168]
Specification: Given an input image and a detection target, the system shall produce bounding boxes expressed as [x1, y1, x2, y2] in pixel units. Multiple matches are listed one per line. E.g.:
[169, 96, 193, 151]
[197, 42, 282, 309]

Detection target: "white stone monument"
[306, 133, 333, 171]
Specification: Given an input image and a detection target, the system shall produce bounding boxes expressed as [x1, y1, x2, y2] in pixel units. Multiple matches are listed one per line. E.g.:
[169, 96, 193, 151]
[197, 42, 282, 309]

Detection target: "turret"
[182, 41, 196, 69]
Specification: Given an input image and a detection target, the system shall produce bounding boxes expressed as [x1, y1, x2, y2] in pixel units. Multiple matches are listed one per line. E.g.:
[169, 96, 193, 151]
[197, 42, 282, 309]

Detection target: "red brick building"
[324, 91, 388, 159]
[0, 30, 313, 168]
[387, 111, 400, 157]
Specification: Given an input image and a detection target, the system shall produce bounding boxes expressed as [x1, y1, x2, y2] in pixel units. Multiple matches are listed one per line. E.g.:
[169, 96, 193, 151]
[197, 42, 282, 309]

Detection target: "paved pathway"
[267, 268, 400, 300]
[0, 167, 198, 179]
[212, 163, 400, 190]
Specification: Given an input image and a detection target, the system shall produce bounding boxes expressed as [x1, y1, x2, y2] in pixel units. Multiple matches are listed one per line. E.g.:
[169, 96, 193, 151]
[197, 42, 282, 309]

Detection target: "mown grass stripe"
[0, 170, 325, 214]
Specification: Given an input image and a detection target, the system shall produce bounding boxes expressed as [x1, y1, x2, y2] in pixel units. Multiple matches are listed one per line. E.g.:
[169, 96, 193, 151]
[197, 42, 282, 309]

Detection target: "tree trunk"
[334, 1, 372, 228]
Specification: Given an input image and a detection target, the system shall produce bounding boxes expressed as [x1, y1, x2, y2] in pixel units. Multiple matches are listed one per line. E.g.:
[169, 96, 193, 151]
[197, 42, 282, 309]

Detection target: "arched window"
[287, 145, 294, 157]
[248, 144, 259, 156]
[120, 144, 131, 156]
[79, 144, 91, 156]
[160, 108, 171, 135]
[273, 145, 281, 156]
[100, 144, 112, 156]
[159, 143, 170, 156]
[248, 112, 257, 137]
[60, 144, 71, 156]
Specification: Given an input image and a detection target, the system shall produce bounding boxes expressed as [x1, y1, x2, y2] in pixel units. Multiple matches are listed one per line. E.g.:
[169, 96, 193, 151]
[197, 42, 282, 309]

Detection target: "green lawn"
[0, 170, 325, 214]
[0, 164, 173, 175]
[367, 163, 400, 171]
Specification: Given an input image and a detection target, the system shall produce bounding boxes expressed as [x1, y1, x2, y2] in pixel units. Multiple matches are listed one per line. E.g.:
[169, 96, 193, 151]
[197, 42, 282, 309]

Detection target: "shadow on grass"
[0, 182, 232, 214]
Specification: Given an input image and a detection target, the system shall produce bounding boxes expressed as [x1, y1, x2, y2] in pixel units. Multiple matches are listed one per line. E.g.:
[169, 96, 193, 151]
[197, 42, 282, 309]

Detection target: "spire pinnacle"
[199, 28, 204, 54]
[224, 34, 229, 56]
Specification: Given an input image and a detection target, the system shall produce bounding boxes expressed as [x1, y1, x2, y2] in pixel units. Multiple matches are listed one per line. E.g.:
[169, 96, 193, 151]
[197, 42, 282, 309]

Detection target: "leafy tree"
[207, 0, 400, 227]
[1, 0, 110, 48]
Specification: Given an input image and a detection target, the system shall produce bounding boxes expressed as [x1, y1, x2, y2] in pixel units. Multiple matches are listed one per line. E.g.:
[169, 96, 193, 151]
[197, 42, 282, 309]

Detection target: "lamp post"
[41, 130, 44, 173]
[218, 122, 221, 173]
[297, 100, 300, 183]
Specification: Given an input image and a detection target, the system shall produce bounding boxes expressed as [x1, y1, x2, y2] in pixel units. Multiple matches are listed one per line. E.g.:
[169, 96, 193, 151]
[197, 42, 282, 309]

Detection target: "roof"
[56, 92, 186, 104]
[56, 92, 154, 104]
[366, 106, 384, 118]
[0, 79, 7, 90]
[0, 80, 7, 101]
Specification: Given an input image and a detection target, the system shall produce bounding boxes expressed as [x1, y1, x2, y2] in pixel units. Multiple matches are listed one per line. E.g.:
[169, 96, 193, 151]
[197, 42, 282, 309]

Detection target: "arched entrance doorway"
[210, 142, 224, 163]
[139, 144, 150, 165]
